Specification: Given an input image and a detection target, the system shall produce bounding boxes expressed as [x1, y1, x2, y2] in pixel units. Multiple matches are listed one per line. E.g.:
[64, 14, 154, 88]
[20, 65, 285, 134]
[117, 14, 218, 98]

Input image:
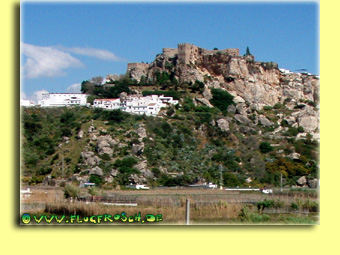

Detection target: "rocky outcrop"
[90, 166, 103, 176]
[234, 114, 251, 125]
[298, 116, 318, 132]
[297, 176, 307, 186]
[136, 126, 147, 140]
[77, 130, 84, 139]
[132, 142, 144, 156]
[96, 136, 118, 156]
[258, 115, 273, 127]
[127, 44, 319, 108]
[81, 151, 101, 166]
[135, 160, 153, 178]
[216, 118, 229, 132]
[195, 97, 214, 108]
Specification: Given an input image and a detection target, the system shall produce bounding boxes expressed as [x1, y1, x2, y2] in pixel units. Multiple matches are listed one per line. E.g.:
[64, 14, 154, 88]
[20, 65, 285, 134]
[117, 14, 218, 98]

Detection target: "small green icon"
[21, 214, 31, 224]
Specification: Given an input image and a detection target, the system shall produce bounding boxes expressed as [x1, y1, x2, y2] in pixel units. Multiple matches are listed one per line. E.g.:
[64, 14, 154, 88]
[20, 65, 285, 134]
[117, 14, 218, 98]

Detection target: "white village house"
[20, 99, 35, 107]
[93, 98, 122, 110]
[93, 94, 179, 116]
[38, 93, 88, 107]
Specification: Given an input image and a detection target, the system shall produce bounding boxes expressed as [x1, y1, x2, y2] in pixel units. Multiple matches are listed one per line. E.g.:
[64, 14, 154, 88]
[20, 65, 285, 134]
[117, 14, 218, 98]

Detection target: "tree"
[209, 88, 234, 111]
[259, 141, 274, 153]
[64, 184, 80, 199]
[90, 76, 104, 86]
[223, 172, 241, 187]
[245, 46, 251, 56]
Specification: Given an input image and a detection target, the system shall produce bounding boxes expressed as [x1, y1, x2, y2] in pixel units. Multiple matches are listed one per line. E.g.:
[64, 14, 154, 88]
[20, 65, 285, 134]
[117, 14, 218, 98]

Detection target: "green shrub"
[297, 126, 305, 133]
[64, 184, 80, 199]
[223, 172, 242, 187]
[37, 167, 53, 176]
[209, 89, 234, 111]
[114, 157, 138, 168]
[273, 103, 283, 109]
[239, 206, 270, 223]
[259, 142, 274, 153]
[263, 106, 273, 110]
[89, 174, 104, 186]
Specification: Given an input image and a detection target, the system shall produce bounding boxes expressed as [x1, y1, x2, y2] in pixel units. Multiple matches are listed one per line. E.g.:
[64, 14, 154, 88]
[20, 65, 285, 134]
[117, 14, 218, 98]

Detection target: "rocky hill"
[21, 43, 319, 189]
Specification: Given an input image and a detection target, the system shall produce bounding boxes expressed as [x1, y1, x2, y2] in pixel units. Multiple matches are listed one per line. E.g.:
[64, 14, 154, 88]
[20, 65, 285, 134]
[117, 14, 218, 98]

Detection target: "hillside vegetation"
[21, 93, 318, 189]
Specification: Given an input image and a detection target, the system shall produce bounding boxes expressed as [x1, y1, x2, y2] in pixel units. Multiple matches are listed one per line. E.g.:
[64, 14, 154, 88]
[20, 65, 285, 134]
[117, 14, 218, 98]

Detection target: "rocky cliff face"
[127, 45, 319, 108]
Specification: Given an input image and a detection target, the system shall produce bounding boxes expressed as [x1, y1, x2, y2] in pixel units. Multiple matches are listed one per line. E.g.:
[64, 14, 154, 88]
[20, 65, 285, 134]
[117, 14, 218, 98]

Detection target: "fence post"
[186, 199, 190, 225]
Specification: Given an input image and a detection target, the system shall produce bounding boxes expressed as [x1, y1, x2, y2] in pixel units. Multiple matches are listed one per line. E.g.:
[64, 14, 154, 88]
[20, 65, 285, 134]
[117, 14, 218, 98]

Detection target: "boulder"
[216, 118, 229, 132]
[227, 104, 236, 113]
[245, 177, 252, 183]
[104, 176, 114, 183]
[288, 152, 300, 160]
[90, 166, 103, 176]
[234, 114, 251, 125]
[307, 178, 318, 189]
[105, 74, 119, 83]
[135, 160, 154, 178]
[110, 169, 119, 177]
[136, 126, 147, 139]
[88, 125, 95, 133]
[258, 115, 273, 127]
[284, 116, 296, 125]
[236, 103, 247, 115]
[96, 136, 118, 155]
[297, 176, 307, 186]
[81, 151, 101, 166]
[132, 142, 144, 156]
[63, 136, 69, 144]
[202, 86, 213, 100]
[233, 96, 246, 104]
[77, 130, 84, 139]
[86, 156, 101, 166]
[195, 97, 214, 108]
[298, 116, 318, 132]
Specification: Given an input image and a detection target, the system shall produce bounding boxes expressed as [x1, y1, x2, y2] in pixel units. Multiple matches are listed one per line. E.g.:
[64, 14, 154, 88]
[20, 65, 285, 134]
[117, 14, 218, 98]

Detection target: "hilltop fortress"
[162, 43, 240, 64]
[127, 43, 244, 79]
[123, 42, 318, 111]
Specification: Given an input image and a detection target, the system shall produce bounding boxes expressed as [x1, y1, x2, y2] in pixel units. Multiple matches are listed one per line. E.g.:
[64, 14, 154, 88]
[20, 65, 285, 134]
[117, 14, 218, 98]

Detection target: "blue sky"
[21, 1, 319, 102]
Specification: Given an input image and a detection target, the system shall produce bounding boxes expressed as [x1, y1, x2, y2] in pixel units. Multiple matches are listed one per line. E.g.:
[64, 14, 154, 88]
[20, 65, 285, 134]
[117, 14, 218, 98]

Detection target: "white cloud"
[21, 42, 124, 79]
[21, 43, 83, 79]
[30, 89, 49, 104]
[66, 83, 82, 93]
[20, 91, 27, 100]
[60, 47, 123, 61]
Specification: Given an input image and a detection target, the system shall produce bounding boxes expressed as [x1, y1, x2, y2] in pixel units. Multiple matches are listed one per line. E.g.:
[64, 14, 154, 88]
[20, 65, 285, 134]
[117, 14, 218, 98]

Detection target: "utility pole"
[280, 173, 283, 192]
[62, 154, 65, 179]
[186, 199, 190, 225]
[219, 164, 223, 190]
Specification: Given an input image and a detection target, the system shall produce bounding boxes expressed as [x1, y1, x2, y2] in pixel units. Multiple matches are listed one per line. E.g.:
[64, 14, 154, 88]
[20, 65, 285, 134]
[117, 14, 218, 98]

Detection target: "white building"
[93, 98, 121, 109]
[38, 93, 88, 107]
[20, 99, 35, 107]
[93, 94, 179, 116]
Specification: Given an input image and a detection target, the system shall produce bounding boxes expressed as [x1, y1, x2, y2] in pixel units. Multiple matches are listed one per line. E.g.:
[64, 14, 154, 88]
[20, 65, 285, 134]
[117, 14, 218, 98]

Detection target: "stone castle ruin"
[127, 43, 242, 78]
[162, 43, 240, 64]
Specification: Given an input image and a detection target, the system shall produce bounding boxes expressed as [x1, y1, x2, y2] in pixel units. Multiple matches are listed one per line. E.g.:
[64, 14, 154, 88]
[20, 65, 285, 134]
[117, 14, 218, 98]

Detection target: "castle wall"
[226, 48, 239, 56]
[162, 48, 178, 58]
[127, 63, 149, 71]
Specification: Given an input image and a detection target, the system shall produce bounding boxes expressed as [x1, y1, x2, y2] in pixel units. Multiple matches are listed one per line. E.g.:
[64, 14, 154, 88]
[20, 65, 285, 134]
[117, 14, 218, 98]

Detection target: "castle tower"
[177, 43, 199, 64]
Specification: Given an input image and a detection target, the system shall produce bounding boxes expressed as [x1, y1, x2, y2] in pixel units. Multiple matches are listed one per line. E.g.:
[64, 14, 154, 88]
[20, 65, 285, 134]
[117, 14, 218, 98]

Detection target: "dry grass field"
[20, 186, 319, 225]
